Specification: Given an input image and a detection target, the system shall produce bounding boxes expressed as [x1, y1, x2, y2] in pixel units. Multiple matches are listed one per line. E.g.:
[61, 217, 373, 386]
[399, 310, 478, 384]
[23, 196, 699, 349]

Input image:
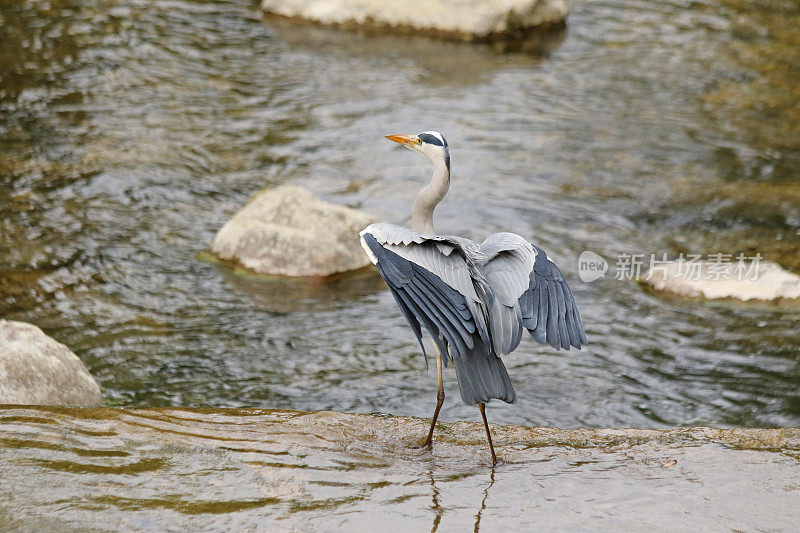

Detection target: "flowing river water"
[1, 0, 799, 527]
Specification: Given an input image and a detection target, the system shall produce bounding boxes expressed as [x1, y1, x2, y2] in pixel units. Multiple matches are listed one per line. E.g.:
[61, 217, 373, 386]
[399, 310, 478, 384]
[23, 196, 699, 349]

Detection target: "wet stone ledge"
[260, 0, 568, 41]
[0, 407, 798, 530]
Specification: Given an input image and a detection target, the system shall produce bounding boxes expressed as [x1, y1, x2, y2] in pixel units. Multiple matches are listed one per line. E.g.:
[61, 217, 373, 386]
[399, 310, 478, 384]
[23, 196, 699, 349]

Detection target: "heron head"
[386, 131, 450, 172]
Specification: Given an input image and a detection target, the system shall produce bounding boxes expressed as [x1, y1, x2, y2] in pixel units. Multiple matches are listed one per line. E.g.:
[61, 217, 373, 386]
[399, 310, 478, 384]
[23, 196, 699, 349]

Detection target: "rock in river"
[261, 0, 567, 40]
[644, 259, 800, 301]
[0, 320, 101, 406]
[212, 185, 377, 277]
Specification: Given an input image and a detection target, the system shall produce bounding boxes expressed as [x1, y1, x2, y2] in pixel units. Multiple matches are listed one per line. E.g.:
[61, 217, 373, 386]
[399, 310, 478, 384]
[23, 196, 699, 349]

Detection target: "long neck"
[411, 158, 450, 235]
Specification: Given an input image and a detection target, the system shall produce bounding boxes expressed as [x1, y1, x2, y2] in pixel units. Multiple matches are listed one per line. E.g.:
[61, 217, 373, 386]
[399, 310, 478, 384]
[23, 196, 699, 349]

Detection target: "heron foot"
[411, 437, 433, 449]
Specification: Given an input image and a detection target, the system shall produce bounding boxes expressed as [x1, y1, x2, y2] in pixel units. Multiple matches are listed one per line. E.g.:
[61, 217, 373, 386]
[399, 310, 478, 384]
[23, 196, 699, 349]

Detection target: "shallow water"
[1, 407, 799, 530]
[1, 0, 799, 429]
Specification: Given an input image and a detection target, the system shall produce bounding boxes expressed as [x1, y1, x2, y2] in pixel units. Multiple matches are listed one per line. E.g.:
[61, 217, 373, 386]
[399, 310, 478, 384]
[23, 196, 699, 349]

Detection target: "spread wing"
[480, 233, 587, 351]
[477, 233, 533, 355]
[359, 224, 492, 364]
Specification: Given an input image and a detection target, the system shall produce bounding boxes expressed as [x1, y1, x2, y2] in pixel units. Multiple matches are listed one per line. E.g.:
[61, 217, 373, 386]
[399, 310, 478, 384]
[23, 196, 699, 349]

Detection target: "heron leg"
[478, 403, 497, 465]
[422, 350, 445, 448]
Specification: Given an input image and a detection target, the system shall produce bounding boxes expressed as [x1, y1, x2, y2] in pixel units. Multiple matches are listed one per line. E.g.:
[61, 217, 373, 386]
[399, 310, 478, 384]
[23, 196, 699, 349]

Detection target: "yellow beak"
[385, 134, 419, 147]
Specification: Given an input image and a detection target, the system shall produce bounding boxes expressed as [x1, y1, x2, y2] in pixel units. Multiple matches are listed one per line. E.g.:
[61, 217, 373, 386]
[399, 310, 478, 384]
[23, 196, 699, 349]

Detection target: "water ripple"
[0, 0, 799, 428]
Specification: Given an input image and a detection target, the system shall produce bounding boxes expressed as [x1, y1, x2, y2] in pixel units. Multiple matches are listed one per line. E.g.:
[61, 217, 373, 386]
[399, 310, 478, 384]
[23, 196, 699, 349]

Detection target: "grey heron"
[360, 131, 586, 464]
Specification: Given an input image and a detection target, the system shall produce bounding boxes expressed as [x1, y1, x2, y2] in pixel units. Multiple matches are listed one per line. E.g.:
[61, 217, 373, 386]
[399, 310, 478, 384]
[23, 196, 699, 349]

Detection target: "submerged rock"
[212, 185, 377, 277]
[0, 320, 101, 406]
[644, 259, 800, 301]
[260, 0, 567, 41]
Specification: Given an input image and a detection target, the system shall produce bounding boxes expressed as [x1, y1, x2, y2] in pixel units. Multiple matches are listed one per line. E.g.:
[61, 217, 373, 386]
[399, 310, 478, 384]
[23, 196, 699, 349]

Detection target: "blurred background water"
[1, 0, 799, 428]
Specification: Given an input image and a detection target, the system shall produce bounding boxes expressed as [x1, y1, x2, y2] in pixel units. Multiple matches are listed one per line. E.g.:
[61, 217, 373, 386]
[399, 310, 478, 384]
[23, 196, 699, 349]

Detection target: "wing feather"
[414, 272, 476, 334]
[361, 231, 486, 362]
[404, 282, 469, 357]
[481, 233, 586, 351]
[479, 233, 534, 355]
[393, 287, 448, 359]
[534, 284, 547, 344]
[519, 245, 587, 350]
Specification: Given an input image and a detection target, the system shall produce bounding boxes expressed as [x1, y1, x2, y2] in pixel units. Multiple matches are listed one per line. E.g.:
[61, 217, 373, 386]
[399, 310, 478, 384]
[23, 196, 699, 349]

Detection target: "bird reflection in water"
[473, 467, 496, 532]
[428, 468, 444, 533]
[425, 464, 497, 532]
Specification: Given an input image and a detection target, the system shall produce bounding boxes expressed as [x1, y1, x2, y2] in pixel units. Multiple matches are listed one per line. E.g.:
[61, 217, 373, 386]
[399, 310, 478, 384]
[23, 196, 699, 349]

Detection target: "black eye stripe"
[418, 133, 445, 146]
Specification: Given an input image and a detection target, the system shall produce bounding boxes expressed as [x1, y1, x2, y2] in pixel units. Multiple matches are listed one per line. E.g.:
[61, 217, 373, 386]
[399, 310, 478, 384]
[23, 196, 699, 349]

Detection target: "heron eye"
[417, 133, 443, 146]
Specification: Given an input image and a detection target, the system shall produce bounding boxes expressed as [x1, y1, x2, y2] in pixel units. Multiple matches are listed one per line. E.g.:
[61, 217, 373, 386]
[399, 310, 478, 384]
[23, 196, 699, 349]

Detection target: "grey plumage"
[478, 232, 535, 356]
[453, 339, 516, 404]
[362, 231, 515, 405]
[519, 245, 588, 350]
[361, 222, 586, 405]
[362, 131, 586, 462]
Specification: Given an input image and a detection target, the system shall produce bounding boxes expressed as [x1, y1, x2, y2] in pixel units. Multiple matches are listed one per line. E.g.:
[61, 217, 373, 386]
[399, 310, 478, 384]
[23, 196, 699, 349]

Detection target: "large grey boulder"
[0, 320, 101, 406]
[212, 185, 377, 277]
[261, 0, 567, 40]
[644, 260, 800, 301]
